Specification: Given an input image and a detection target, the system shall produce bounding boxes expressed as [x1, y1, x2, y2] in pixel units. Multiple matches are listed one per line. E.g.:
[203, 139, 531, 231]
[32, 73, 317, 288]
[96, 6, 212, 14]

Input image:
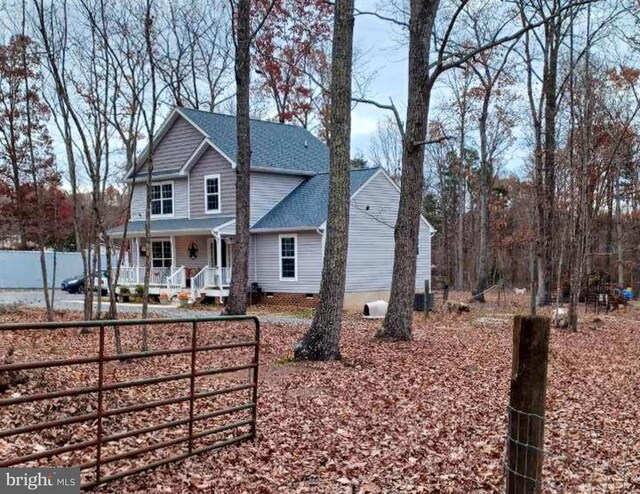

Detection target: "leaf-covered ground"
[0, 297, 639, 493]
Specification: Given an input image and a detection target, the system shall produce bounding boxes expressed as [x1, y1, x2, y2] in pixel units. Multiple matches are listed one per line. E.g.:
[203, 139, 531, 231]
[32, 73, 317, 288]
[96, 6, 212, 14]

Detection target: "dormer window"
[151, 182, 173, 217]
[204, 174, 221, 214]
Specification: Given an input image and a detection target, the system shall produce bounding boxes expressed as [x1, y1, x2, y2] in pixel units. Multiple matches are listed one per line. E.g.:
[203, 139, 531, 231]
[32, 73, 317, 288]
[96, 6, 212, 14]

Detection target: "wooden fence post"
[506, 315, 550, 494]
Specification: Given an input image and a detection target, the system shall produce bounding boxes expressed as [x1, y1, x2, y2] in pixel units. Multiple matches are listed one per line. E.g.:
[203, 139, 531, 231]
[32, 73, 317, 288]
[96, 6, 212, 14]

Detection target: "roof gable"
[252, 168, 380, 230]
[179, 108, 329, 174]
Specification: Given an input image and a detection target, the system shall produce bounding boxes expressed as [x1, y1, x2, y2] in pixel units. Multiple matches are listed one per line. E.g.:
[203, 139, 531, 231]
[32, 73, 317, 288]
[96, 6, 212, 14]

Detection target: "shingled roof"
[179, 108, 329, 174]
[252, 167, 380, 230]
[108, 217, 234, 237]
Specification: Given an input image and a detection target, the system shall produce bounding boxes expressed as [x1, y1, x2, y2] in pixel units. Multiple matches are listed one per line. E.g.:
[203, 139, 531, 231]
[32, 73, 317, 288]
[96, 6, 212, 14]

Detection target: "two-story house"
[108, 107, 433, 308]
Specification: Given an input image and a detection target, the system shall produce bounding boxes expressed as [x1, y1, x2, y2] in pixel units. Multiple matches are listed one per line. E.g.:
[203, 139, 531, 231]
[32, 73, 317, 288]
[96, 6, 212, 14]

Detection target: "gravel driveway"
[0, 289, 311, 324]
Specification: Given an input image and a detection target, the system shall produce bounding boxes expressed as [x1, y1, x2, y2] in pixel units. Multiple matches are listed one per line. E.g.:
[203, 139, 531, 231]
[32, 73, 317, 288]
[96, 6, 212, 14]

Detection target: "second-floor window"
[151, 182, 173, 217]
[204, 174, 221, 213]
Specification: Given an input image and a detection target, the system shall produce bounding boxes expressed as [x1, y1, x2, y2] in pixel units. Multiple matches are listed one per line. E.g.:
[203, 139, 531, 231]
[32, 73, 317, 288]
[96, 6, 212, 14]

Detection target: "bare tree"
[370, 116, 403, 180]
[376, 0, 438, 340]
[140, 0, 161, 351]
[294, 0, 355, 361]
[156, 0, 234, 110]
[371, 0, 580, 339]
[226, 0, 252, 315]
[32, 0, 115, 320]
[467, 6, 520, 301]
[227, 0, 275, 315]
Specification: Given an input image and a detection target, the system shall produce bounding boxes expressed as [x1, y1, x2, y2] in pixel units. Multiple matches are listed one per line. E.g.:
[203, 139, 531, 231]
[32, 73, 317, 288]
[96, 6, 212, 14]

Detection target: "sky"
[7, 0, 550, 186]
[348, 1, 529, 176]
[350, 5, 409, 160]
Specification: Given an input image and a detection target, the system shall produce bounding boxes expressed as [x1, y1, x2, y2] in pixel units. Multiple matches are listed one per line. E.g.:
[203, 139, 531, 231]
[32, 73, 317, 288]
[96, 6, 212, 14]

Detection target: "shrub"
[119, 286, 131, 296]
[134, 285, 145, 296]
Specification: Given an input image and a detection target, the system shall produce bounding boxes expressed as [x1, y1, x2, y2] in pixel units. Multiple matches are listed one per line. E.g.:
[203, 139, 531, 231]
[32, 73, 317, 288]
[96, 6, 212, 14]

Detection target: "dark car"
[61, 271, 109, 295]
[61, 272, 84, 293]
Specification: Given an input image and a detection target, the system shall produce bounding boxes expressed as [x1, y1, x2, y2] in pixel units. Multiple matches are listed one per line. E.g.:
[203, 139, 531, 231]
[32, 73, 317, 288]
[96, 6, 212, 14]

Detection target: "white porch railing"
[117, 266, 144, 285]
[190, 266, 232, 299]
[219, 267, 232, 287]
[116, 266, 181, 287]
[191, 266, 214, 300]
[166, 266, 186, 295]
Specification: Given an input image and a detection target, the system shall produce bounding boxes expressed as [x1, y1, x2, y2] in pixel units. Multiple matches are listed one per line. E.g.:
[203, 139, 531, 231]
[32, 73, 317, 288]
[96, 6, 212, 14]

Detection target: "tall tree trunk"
[455, 97, 467, 291]
[568, 5, 591, 331]
[227, 0, 252, 315]
[141, 0, 158, 351]
[473, 92, 492, 302]
[606, 177, 614, 273]
[537, 21, 559, 307]
[294, 0, 354, 361]
[616, 177, 624, 284]
[377, 0, 439, 341]
[21, 11, 53, 321]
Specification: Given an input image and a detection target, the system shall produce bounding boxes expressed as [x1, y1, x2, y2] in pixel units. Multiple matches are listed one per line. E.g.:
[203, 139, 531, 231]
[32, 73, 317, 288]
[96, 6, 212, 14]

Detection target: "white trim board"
[203, 173, 222, 214]
[278, 233, 298, 282]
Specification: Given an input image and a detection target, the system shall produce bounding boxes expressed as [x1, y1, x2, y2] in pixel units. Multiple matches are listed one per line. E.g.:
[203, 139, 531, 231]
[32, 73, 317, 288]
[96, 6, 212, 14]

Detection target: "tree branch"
[353, 8, 408, 28]
[413, 135, 453, 147]
[429, 0, 602, 84]
[250, 0, 278, 40]
[352, 97, 405, 139]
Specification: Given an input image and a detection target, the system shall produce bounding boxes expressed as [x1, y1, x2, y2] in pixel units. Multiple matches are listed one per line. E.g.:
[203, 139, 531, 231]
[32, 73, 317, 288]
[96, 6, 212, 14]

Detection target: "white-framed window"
[279, 234, 297, 281]
[204, 174, 221, 213]
[151, 240, 172, 268]
[151, 181, 174, 217]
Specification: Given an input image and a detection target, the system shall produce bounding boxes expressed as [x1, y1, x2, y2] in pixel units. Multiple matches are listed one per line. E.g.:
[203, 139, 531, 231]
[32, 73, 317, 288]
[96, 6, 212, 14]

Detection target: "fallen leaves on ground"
[0, 300, 639, 492]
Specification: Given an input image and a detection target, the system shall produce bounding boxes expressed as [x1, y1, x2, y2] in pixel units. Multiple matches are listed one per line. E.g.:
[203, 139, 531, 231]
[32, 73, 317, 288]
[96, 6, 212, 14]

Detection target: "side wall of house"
[252, 231, 323, 293]
[130, 179, 189, 220]
[345, 172, 431, 295]
[250, 172, 304, 225]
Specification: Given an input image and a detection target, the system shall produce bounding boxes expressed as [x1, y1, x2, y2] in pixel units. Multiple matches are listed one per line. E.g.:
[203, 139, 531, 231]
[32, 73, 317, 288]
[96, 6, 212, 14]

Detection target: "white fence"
[0, 250, 109, 289]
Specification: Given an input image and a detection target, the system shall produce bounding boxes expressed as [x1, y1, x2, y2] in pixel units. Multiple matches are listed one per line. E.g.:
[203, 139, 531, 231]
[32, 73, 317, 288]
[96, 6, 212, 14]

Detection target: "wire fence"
[504, 405, 639, 493]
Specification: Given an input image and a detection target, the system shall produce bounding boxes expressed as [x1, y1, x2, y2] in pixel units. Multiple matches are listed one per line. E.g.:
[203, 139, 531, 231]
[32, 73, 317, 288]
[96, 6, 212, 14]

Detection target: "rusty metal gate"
[0, 316, 260, 489]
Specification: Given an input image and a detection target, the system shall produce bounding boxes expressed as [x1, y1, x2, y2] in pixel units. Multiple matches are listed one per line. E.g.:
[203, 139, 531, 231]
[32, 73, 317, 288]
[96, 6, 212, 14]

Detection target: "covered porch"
[109, 218, 235, 301]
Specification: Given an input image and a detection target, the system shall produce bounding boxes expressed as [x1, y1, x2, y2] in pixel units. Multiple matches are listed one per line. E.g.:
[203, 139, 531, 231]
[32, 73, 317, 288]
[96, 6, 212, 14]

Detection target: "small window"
[279, 235, 297, 281]
[151, 182, 173, 216]
[204, 174, 221, 213]
[151, 240, 172, 268]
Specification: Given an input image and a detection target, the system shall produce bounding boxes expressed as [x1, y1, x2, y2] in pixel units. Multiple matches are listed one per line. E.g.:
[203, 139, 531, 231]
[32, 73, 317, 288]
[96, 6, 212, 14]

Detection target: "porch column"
[216, 233, 223, 288]
[170, 235, 176, 269]
[135, 238, 140, 284]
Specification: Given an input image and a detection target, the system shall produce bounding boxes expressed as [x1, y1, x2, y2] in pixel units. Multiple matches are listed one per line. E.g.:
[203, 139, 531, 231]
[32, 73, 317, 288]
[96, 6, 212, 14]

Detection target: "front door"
[208, 239, 232, 268]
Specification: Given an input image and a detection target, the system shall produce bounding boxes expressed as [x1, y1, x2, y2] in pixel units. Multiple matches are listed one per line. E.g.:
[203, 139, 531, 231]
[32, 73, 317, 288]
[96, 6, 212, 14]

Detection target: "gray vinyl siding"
[174, 235, 210, 271]
[252, 231, 322, 293]
[138, 115, 204, 174]
[129, 179, 189, 220]
[345, 172, 431, 293]
[248, 235, 256, 284]
[250, 172, 304, 225]
[189, 146, 236, 218]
